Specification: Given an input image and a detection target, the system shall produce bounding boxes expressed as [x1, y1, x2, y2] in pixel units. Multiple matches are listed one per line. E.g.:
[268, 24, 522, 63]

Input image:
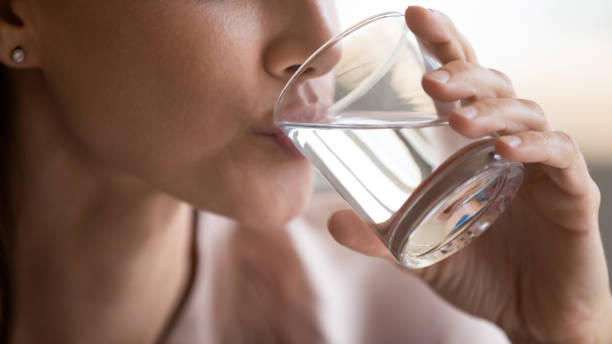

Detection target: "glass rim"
[273, 11, 406, 121]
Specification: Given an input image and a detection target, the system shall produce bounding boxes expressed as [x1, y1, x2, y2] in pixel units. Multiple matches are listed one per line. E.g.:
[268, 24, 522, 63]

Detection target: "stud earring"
[11, 47, 25, 64]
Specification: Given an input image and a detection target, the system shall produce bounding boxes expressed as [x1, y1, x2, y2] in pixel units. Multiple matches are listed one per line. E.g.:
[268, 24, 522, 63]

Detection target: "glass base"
[386, 139, 524, 269]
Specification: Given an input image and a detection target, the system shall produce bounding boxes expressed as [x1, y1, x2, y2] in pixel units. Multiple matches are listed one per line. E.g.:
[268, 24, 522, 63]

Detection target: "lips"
[272, 131, 305, 159]
[254, 80, 331, 160]
[255, 126, 305, 160]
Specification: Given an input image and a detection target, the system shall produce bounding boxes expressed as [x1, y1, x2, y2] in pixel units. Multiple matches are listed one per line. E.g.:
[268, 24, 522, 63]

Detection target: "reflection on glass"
[275, 13, 524, 268]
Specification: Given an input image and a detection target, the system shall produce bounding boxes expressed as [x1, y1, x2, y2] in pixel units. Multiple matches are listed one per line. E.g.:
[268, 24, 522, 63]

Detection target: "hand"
[327, 7, 612, 343]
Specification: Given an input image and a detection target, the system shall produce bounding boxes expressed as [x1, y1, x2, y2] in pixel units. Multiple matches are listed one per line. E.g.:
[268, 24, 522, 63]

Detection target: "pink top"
[163, 190, 509, 343]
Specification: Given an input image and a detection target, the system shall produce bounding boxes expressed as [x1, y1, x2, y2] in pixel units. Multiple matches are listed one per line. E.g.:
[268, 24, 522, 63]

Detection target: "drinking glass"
[274, 12, 524, 268]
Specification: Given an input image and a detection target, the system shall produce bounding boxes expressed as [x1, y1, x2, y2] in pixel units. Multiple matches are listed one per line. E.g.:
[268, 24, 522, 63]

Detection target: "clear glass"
[274, 12, 524, 268]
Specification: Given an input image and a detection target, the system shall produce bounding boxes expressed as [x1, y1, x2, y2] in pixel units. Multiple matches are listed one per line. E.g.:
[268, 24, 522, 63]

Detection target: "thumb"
[327, 210, 392, 258]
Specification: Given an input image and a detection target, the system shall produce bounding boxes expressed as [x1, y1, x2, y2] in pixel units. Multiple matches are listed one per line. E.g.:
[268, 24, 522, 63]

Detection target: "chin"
[186, 156, 315, 229]
[232, 171, 315, 230]
[246, 191, 313, 229]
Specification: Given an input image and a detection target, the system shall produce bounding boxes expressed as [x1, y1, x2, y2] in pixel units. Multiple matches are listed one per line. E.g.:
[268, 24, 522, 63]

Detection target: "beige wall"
[337, 0, 612, 163]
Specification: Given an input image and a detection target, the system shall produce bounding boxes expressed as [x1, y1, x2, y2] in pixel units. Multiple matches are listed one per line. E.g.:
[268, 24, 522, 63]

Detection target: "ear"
[0, 0, 40, 68]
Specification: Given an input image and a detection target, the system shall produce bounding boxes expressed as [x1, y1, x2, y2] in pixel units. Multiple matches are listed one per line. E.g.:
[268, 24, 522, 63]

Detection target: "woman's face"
[26, 0, 339, 227]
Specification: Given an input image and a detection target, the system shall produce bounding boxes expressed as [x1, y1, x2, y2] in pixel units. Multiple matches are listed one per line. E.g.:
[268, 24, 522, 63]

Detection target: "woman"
[0, 1, 609, 343]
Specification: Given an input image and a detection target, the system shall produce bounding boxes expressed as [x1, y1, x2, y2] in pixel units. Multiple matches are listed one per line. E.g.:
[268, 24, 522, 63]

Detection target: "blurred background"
[335, 0, 612, 284]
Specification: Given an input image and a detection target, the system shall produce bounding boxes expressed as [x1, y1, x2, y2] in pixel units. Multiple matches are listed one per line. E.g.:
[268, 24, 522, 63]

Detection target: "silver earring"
[11, 47, 25, 64]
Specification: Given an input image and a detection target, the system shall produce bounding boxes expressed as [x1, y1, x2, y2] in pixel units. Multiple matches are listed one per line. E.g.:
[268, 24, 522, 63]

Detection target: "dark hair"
[0, 64, 15, 342]
[1, 9, 27, 341]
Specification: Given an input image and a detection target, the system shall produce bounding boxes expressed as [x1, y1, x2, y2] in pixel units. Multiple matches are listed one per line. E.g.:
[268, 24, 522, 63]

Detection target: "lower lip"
[260, 133, 306, 160]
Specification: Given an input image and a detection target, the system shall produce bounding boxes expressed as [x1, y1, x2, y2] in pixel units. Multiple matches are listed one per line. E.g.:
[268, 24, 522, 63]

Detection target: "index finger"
[405, 6, 478, 65]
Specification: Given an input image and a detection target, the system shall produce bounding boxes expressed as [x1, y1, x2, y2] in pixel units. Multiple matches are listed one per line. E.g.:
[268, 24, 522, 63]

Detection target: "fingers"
[405, 6, 478, 64]
[327, 210, 391, 258]
[423, 61, 516, 102]
[496, 131, 579, 169]
[422, 61, 540, 142]
[495, 131, 595, 198]
[448, 98, 552, 138]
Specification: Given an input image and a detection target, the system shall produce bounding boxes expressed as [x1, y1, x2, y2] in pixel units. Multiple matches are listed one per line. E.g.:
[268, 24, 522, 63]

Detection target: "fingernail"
[500, 135, 522, 148]
[426, 70, 450, 84]
[455, 106, 478, 119]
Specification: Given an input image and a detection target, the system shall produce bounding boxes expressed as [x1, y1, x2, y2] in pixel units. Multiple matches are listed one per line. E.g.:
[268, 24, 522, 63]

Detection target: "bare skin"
[0, 1, 609, 343]
[1, 0, 335, 342]
[8, 69, 195, 343]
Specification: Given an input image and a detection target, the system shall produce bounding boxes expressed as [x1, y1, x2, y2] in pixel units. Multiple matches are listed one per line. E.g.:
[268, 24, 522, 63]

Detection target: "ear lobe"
[0, 1, 40, 68]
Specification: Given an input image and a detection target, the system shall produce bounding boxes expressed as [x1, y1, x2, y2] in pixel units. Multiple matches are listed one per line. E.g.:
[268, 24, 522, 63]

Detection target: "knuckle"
[576, 180, 602, 218]
[554, 131, 578, 153]
[517, 99, 549, 129]
[530, 130, 550, 144]
[488, 68, 515, 95]
[471, 98, 494, 112]
[437, 10, 451, 21]
[434, 11, 460, 33]
[518, 99, 545, 116]
[590, 180, 602, 210]
[474, 99, 514, 131]
[488, 68, 512, 85]
[551, 131, 582, 168]
[479, 97, 499, 107]
[446, 59, 474, 73]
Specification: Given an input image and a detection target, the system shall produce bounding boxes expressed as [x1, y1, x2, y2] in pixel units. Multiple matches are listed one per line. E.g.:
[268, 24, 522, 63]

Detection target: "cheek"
[35, 2, 266, 175]
[32, 1, 314, 225]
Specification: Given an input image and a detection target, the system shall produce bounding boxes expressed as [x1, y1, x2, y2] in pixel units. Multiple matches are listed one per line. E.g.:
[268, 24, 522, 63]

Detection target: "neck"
[7, 69, 194, 344]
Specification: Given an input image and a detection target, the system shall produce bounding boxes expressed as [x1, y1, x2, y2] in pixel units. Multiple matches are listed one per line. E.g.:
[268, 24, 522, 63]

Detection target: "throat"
[213, 227, 324, 343]
[12, 198, 195, 344]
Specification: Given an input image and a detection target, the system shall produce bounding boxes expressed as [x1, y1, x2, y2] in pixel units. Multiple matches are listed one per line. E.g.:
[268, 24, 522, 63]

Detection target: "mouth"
[253, 101, 327, 160]
[255, 127, 305, 160]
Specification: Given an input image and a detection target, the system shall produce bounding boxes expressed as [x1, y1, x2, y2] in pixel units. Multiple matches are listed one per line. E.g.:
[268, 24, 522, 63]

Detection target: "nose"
[263, 1, 342, 81]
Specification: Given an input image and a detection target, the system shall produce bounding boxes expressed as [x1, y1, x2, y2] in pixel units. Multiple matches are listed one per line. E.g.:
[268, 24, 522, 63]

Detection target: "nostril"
[286, 65, 301, 75]
[285, 65, 316, 79]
